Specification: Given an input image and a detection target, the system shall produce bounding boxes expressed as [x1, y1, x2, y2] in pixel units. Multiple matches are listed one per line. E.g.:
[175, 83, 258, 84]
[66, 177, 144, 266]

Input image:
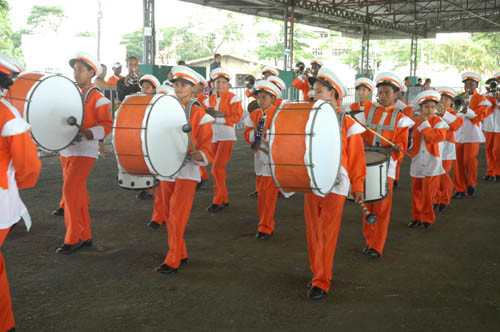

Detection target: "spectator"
[415, 77, 423, 87]
[94, 64, 115, 90]
[107, 62, 123, 85]
[117, 56, 141, 102]
[178, 60, 186, 66]
[423, 78, 432, 90]
[210, 54, 221, 72]
[404, 76, 412, 88]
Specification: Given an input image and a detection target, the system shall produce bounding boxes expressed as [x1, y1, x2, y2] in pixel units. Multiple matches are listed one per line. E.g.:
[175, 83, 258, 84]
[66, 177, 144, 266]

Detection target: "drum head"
[305, 100, 342, 196]
[23, 74, 83, 151]
[143, 95, 188, 177]
[365, 151, 387, 164]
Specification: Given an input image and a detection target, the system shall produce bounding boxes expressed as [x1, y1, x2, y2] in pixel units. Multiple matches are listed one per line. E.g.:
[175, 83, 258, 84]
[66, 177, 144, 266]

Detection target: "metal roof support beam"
[143, 0, 155, 65]
[360, 28, 370, 76]
[410, 35, 418, 77]
[283, 6, 289, 71]
[267, 0, 425, 37]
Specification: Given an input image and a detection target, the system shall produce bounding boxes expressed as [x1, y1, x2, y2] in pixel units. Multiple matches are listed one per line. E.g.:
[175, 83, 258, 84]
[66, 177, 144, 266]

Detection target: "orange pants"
[412, 176, 440, 223]
[395, 159, 401, 181]
[200, 166, 209, 181]
[484, 132, 500, 176]
[435, 160, 454, 205]
[363, 178, 394, 255]
[454, 142, 479, 192]
[255, 175, 262, 193]
[0, 228, 15, 331]
[257, 176, 279, 234]
[59, 156, 90, 209]
[151, 186, 165, 224]
[61, 156, 96, 245]
[304, 192, 346, 292]
[160, 179, 197, 269]
[211, 141, 234, 205]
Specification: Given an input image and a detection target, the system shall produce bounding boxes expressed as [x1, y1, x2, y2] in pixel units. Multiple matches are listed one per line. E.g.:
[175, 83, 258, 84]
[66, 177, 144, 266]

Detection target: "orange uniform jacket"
[292, 75, 312, 101]
[349, 100, 376, 114]
[204, 90, 243, 142]
[106, 75, 123, 86]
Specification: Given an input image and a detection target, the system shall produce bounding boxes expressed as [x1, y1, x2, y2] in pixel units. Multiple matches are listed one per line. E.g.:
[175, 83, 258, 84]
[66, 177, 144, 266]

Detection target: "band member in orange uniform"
[305, 67, 366, 300]
[193, 72, 211, 186]
[155, 65, 214, 274]
[1, 55, 41, 332]
[354, 72, 414, 259]
[350, 77, 376, 115]
[433, 87, 463, 212]
[204, 68, 243, 213]
[244, 80, 282, 239]
[56, 51, 113, 254]
[453, 72, 491, 198]
[482, 73, 500, 182]
[292, 59, 322, 101]
[393, 84, 414, 189]
[106, 62, 123, 85]
[408, 90, 448, 230]
[245, 66, 279, 99]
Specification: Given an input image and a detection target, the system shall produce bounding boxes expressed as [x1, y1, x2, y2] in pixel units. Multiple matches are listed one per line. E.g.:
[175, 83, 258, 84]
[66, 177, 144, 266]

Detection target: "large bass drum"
[5, 72, 84, 151]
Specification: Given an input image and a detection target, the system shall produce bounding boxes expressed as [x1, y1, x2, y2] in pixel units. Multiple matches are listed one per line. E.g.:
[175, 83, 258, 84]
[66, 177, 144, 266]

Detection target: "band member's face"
[357, 86, 371, 100]
[311, 64, 321, 76]
[256, 92, 275, 110]
[141, 81, 155, 94]
[127, 58, 139, 73]
[73, 62, 94, 87]
[464, 80, 477, 94]
[439, 95, 453, 108]
[377, 85, 396, 107]
[421, 101, 436, 117]
[174, 80, 193, 100]
[313, 81, 336, 104]
[113, 67, 122, 76]
[262, 71, 273, 79]
[214, 77, 229, 94]
[194, 83, 204, 95]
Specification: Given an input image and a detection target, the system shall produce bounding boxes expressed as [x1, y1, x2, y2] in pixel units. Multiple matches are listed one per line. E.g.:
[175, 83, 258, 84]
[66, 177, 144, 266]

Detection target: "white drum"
[112, 93, 188, 179]
[5, 72, 84, 151]
[349, 149, 389, 203]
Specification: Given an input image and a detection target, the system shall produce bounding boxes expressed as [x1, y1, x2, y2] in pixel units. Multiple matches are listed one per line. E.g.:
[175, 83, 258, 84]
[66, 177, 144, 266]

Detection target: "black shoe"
[256, 231, 272, 240]
[438, 204, 448, 212]
[52, 207, 64, 216]
[148, 221, 161, 229]
[393, 181, 399, 189]
[362, 245, 370, 255]
[306, 280, 312, 289]
[452, 192, 465, 199]
[155, 263, 178, 274]
[248, 191, 258, 198]
[56, 242, 83, 254]
[81, 239, 92, 248]
[433, 204, 439, 212]
[137, 190, 153, 200]
[466, 186, 475, 196]
[493, 175, 499, 182]
[483, 175, 492, 181]
[366, 248, 380, 259]
[408, 220, 421, 228]
[422, 222, 432, 230]
[307, 286, 327, 300]
[181, 258, 188, 265]
[206, 203, 222, 213]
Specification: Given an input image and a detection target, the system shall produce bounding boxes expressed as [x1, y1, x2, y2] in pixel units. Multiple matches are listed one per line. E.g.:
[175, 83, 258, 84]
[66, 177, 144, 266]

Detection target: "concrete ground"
[4, 131, 500, 331]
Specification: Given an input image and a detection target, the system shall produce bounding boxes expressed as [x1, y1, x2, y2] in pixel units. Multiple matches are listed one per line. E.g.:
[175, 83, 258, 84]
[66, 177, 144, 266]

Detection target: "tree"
[75, 31, 95, 37]
[121, 30, 143, 62]
[0, 0, 23, 59]
[26, 5, 65, 33]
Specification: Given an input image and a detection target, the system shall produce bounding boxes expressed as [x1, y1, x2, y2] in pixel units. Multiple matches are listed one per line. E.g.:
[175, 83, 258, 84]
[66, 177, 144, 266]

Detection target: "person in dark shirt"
[210, 54, 221, 72]
[116, 56, 141, 101]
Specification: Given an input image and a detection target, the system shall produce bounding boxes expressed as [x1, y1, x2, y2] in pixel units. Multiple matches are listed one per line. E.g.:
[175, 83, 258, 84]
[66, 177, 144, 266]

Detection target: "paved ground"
[4, 131, 500, 331]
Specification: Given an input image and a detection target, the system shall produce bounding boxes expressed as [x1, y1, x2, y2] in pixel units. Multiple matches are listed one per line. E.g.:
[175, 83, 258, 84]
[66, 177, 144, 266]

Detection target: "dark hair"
[424, 78, 431, 84]
[417, 78, 422, 82]
[101, 64, 107, 69]
[316, 78, 339, 100]
[126, 56, 139, 64]
[178, 60, 186, 66]
[376, 82, 399, 93]
[404, 76, 409, 81]
[0, 72, 14, 90]
[256, 89, 275, 98]
[214, 53, 221, 59]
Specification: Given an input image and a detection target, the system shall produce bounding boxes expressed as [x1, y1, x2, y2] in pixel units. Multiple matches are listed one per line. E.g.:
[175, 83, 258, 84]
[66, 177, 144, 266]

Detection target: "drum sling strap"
[82, 86, 102, 105]
[333, 111, 345, 186]
[366, 105, 399, 147]
[182, 99, 201, 163]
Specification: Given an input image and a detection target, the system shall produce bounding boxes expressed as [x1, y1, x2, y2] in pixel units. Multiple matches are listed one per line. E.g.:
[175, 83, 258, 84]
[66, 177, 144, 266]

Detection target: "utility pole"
[97, 0, 102, 61]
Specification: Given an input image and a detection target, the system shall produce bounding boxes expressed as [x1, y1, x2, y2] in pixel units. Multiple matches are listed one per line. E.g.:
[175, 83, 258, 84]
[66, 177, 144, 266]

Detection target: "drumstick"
[353, 118, 412, 158]
[67, 116, 82, 130]
[181, 124, 197, 152]
[358, 201, 377, 224]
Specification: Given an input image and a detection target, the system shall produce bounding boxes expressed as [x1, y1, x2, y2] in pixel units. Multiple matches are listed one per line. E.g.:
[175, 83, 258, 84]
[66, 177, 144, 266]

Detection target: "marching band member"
[155, 66, 214, 274]
[244, 80, 282, 239]
[292, 59, 322, 101]
[0, 55, 41, 332]
[56, 51, 113, 254]
[139, 74, 160, 94]
[349, 77, 376, 114]
[106, 62, 123, 85]
[192, 72, 211, 186]
[354, 72, 414, 259]
[204, 68, 243, 213]
[305, 67, 366, 300]
[452, 72, 491, 198]
[408, 90, 448, 229]
[482, 73, 500, 182]
[245, 66, 279, 99]
[433, 87, 463, 212]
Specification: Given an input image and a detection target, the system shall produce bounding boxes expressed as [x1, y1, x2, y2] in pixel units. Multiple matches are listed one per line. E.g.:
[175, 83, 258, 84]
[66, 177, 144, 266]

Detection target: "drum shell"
[348, 150, 389, 203]
[117, 172, 157, 190]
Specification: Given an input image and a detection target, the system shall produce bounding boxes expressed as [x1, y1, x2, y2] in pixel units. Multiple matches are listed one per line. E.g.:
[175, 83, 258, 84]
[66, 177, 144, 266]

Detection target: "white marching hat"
[262, 66, 279, 76]
[193, 70, 208, 88]
[171, 65, 201, 86]
[461, 71, 482, 84]
[414, 90, 441, 105]
[0, 54, 21, 75]
[69, 51, 101, 77]
[355, 77, 375, 91]
[139, 74, 160, 90]
[315, 67, 347, 99]
[311, 59, 323, 67]
[436, 86, 458, 100]
[375, 72, 404, 92]
[267, 75, 286, 92]
[254, 80, 281, 98]
[210, 67, 233, 81]
[157, 84, 175, 95]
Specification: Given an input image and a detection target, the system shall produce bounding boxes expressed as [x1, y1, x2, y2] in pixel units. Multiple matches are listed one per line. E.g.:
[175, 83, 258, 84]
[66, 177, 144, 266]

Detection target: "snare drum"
[348, 149, 389, 203]
[5, 72, 84, 151]
[269, 100, 342, 197]
[112, 93, 188, 179]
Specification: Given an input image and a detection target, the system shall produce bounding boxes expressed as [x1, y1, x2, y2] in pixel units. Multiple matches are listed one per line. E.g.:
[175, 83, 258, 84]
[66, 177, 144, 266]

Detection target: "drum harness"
[365, 105, 399, 156]
[73, 86, 102, 143]
[181, 99, 201, 164]
[333, 110, 345, 186]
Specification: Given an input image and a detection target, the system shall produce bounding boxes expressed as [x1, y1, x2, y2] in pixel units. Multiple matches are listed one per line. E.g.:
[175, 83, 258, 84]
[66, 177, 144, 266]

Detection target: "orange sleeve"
[347, 132, 366, 194]
[244, 112, 258, 145]
[470, 95, 489, 124]
[447, 112, 463, 132]
[8, 132, 41, 189]
[197, 122, 213, 164]
[93, 92, 113, 138]
[225, 95, 244, 126]
[391, 119, 410, 161]
[420, 126, 446, 144]
[292, 76, 310, 100]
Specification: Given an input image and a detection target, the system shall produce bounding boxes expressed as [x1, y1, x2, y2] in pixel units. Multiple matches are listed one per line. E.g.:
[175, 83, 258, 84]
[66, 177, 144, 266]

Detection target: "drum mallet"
[358, 201, 377, 224]
[363, 125, 412, 159]
[181, 124, 197, 152]
[66, 116, 82, 129]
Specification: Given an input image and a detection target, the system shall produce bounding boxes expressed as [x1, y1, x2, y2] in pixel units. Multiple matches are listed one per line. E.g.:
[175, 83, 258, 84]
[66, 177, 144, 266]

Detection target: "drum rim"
[19, 73, 84, 152]
[365, 151, 390, 167]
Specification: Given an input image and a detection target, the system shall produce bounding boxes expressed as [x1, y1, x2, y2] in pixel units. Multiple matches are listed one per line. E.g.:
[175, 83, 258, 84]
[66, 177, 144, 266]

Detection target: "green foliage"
[120, 30, 143, 62]
[75, 31, 95, 37]
[0, 0, 23, 59]
[26, 5, 65, 32]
